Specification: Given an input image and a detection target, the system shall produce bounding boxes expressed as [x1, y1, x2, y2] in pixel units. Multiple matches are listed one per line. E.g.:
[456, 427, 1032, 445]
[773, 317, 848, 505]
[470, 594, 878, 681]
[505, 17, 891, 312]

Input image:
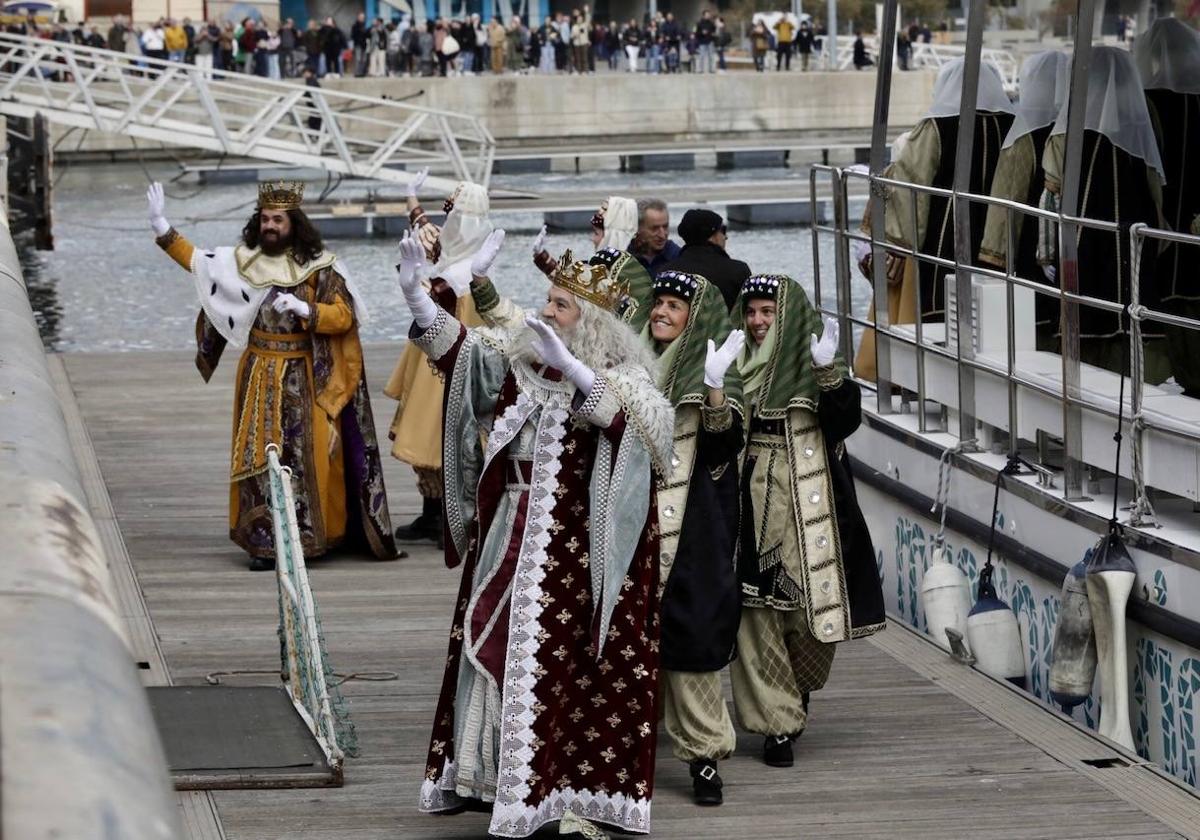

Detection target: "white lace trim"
[419, 758, 462, 812]
[490, 788, 652, 837]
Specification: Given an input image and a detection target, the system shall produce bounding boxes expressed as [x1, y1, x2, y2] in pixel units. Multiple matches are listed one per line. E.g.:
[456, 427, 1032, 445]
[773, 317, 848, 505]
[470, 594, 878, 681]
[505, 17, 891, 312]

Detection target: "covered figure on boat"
[1041, 46, 1168, 380]
[732, 274, 886, 768]
[978, 50, 1070, 349]
[145, 181, 396, 568]
[396, 232, 675, 837]
[1135, 19, 1200, 395]
[855, 58, 1015, 377]
[385, 169, 491, 547]
[631, 268, 746, 806]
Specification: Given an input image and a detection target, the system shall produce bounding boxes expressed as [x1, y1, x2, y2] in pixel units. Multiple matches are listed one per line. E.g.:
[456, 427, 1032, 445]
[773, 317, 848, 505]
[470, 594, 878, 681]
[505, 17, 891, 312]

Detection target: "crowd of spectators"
[1, 5, 848, 79]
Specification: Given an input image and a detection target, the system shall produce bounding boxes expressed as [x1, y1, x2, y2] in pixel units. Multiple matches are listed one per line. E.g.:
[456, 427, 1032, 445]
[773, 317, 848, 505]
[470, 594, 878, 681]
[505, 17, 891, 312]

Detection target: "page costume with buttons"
[152, 181, 396, 563]
[635, 269, 744, 775]
[732, 275, 885, 744]
[408, 245, 675, 838]
[384, 181, 490, 533]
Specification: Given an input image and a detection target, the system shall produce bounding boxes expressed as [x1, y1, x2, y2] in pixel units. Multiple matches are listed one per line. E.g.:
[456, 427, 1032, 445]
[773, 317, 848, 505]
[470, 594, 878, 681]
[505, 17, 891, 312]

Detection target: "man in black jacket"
[661, 209, 750, 310]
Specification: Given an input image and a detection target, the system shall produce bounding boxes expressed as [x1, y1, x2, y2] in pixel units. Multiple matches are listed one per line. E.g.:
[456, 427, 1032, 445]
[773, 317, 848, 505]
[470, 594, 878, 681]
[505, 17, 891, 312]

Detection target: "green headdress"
[640, 270, 745, 418]
[734, 274, 845, 418]
[590, 247, 653, 331]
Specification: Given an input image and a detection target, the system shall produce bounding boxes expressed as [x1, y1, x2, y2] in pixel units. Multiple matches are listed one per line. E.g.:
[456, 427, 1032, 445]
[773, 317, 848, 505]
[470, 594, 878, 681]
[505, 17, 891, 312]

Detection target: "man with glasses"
[660, 208, 750, 310]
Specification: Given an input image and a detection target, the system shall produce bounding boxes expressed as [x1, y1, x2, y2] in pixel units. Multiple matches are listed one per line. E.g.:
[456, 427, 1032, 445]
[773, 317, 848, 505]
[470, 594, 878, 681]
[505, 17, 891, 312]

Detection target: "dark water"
[26, 161, 871, 352]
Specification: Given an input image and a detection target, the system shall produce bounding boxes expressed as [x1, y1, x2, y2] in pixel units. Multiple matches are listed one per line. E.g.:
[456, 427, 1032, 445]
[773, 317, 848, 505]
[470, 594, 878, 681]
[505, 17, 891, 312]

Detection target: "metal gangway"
[0, 32, 495, 189]
[837, 37, 1020, 91]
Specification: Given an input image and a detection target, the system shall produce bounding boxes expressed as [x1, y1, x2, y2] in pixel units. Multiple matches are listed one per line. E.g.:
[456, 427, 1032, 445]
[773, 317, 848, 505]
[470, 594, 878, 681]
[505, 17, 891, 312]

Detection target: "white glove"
[406, 167, 429, 199]
[147, 182, 170, 237]
[272, 292, 311, 320]
[810, 314, 839, 368]
[532, 224, 548, 256]
[524, 315, 595, 395]
[704, 329, 746, 389]
[395, 231, 438, 329]
[1043, 264, 1057, 284]
[470, 228, 506, 278]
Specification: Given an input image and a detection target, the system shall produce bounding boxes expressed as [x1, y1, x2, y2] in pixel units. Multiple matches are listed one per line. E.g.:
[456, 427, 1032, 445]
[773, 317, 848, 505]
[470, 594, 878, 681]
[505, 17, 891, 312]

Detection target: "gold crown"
[257, 180, 304, 211]
[550, 249, 629, 313]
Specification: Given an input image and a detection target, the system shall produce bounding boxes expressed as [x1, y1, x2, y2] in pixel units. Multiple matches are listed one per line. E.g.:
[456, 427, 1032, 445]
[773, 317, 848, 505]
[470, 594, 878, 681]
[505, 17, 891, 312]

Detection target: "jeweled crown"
[550, 249, 629, 312]
[258, 180, 304, 211]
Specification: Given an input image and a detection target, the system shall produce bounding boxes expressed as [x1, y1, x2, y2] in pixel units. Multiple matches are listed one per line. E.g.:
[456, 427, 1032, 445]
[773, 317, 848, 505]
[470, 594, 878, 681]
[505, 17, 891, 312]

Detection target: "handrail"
[0, 32, 495, 189]
[809, 162, 1200, 526]
[835, 37, 1020, 90]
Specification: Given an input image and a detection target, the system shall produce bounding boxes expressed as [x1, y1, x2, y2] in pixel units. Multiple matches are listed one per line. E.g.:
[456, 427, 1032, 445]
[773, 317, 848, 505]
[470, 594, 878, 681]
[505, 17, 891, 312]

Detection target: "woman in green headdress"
[732, 274, 886, 770]
[638, 269, 746, 807]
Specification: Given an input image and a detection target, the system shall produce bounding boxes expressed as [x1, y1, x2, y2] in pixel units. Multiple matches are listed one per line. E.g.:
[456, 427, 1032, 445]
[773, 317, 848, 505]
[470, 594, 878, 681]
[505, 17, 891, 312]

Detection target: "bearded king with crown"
[147, 180, 397, 569]
[396, 226, 674, 837]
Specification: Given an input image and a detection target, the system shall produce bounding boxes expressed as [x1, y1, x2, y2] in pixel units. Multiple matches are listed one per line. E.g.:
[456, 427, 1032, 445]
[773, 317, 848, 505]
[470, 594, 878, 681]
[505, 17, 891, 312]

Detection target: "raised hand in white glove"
[272, 292, 311, 320]
[704, 329, 746, 389]
[1042, 264, 1057, 284]
[470, 228, 506, 279]
[524, 315, 595, 395]
[532, 225, 548, 256]
[810, 314, 840, 368]
[406, 167, 429, 200]
[395, 231, 438, 329]
[146, 182, 170, 237]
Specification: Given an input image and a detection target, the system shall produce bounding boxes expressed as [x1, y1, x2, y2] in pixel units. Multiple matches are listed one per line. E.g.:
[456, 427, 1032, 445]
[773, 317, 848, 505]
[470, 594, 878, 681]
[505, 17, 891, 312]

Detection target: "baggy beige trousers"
[659, 670, 737, 762]
[731, 606, 836, 737]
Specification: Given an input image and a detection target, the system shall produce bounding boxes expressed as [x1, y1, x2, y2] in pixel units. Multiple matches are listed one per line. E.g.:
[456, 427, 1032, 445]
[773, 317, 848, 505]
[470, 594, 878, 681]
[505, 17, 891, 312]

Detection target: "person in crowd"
[507, 15, 526, 72]
[218, 22, 235, 73]
[716, 15, 731, 71]
[107, 15, 128, 52]
[570, 7, 591, 73]
[278, 17, 298, 76]
[183, 17, 196, 62]
[896, 29, 910, 70]
[144, 181, 396, 568]
[855, 59, 1015, 378]
[487, 15, 506, 73]
[193, 20, 216, 76]
[623, 17, 641, 72]
[403, 227, 672, 838]
[368, 16, 387, 76]
[141, 19, 166, 64]
[164, 17, 187, 62]
[732, 274, 885, 769]
[321, 16, 346, 77]
[694, 9, 716, 73]
[646, 19, 663, 73]
[978, 51, 1070, 350]
[264, 26, 281, 78]
[1136, 19, 1200, 395]
[350, 11, 368, 76]
[661, 209, 750, 310]
[750, 20, 770, 72]
[852, 30, 872, 69]
[631, 198, 682, 275]
[795, 18, 814, 71]
[774, 10, 794, 72]
[302, 17, 322, 74]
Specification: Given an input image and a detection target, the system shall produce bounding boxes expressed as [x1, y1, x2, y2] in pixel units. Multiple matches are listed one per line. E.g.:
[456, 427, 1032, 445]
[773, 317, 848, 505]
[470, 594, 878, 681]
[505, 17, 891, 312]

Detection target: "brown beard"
[260, 231, 291, 257]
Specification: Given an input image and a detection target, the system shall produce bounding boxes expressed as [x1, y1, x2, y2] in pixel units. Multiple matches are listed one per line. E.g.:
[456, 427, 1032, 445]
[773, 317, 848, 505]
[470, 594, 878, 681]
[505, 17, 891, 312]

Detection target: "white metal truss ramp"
[0, 32, 495, 189]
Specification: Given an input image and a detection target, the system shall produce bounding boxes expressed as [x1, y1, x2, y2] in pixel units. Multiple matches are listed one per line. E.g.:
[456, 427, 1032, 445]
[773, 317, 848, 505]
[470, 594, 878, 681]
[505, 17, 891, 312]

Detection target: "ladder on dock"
[0, 33, 495, 190]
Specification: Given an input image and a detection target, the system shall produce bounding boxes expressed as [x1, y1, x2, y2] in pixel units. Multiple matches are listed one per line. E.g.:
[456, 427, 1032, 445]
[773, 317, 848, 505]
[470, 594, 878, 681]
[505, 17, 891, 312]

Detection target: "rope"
[205, 669, 399, 686]
[929, 439, 974, 546]
[1128, 415, 1157, 525]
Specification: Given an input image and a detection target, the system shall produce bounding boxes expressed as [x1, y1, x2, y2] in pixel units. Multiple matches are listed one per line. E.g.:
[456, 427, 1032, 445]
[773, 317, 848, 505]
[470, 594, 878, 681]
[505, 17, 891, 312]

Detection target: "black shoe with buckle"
[248, 555, 276, 572]
[395, 497, 443, 546]
[689, 759, 723, 806]
[763, 734, 795, 767]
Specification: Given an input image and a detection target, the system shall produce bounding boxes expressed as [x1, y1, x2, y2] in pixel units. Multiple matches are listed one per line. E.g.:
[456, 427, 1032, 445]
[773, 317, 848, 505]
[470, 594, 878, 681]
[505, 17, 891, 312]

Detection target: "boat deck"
[53, 345, 1200, 840]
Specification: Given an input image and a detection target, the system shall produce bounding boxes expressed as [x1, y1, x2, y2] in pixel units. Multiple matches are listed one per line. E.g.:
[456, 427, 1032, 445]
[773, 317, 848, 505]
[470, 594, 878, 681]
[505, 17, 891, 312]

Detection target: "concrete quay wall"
[56, 69, 935, 155]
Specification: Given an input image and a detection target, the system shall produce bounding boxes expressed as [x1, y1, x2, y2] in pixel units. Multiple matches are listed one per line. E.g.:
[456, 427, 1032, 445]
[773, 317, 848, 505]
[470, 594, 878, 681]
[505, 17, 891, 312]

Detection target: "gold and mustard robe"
[157, 230, 396, 560]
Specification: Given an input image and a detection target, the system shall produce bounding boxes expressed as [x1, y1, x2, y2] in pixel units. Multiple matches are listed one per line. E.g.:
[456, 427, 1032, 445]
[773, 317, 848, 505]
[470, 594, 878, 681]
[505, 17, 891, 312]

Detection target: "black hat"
[653, 270, 703, 303]
[678, 208, 725, 246]
[742, 274, 785, 300]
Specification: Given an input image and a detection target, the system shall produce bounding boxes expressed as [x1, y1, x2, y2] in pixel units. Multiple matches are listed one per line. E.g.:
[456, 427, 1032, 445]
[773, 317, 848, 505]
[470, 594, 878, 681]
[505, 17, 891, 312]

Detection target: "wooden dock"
[53, 345, 1200, 840]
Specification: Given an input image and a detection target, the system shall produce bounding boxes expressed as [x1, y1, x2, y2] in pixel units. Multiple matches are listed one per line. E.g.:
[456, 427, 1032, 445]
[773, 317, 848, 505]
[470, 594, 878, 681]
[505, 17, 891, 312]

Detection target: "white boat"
[810, 3, 1200, 789]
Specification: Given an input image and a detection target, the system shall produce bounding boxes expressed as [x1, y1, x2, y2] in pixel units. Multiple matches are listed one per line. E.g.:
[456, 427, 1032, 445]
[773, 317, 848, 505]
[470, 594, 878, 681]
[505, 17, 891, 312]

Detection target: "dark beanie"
[678, 208, 724, 246]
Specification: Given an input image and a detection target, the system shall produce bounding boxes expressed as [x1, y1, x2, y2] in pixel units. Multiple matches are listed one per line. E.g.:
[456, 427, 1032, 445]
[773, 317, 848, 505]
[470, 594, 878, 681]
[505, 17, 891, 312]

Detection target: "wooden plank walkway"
[58, 345, 1198, 840]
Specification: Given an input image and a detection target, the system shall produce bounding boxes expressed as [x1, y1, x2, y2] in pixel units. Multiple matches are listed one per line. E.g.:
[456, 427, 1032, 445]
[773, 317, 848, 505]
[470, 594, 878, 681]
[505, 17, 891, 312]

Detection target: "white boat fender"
[966, 565, 1026, 688]
[1086, 526, 1137, 750]
[1048, 554, 1098, 711]
[920, 544, 972, 654]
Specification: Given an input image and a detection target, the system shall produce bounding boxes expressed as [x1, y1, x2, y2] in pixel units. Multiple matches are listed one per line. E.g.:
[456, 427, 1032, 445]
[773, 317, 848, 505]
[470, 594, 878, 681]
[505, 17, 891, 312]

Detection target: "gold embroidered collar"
[234, 245, 337, 289]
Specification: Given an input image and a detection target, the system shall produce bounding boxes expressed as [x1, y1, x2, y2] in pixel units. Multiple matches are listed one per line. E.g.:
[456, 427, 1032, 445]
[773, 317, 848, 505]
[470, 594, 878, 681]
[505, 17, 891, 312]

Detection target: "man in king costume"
[385, 169, 491, 545]
[732, 274, 886, 768]
[394, 230, 675, 837]
[146, 181, 396, 568]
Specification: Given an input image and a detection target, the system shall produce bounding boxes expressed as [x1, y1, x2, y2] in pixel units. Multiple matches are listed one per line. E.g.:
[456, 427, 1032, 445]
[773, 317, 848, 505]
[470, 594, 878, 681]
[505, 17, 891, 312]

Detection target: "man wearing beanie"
[661, 208, 751, 310]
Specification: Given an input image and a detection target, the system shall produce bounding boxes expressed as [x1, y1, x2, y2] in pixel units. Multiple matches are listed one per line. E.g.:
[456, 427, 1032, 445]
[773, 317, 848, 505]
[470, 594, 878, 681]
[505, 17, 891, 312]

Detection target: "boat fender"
[966, 565, 1026, 687]
[1086, 527, 1137, 750]
[1048, 554, 1098, 711]
[920, 545, 972, 654]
